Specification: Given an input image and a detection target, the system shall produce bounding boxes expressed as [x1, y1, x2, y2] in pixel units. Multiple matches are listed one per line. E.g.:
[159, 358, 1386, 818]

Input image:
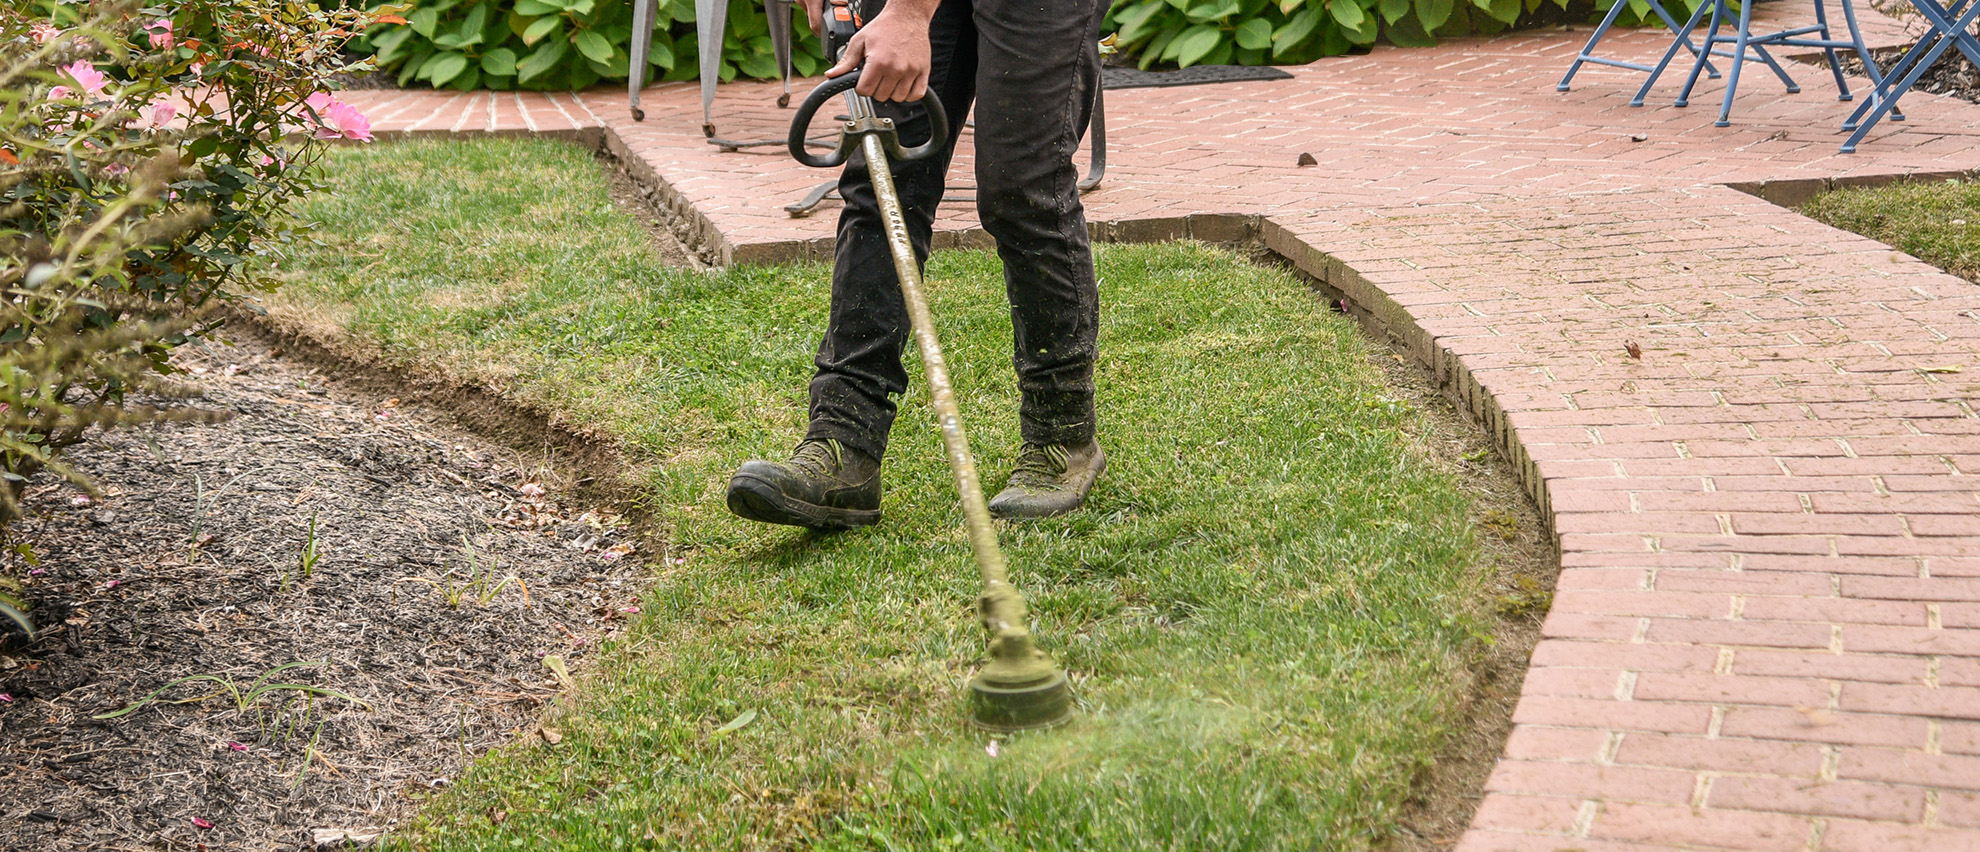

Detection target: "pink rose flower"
[140, 100, 177, 129]
[30, 23, 60, 44]
[304, 91, 373, 143]
[62, 61, 109, 98]
[47, 85, 71, 101]
[148, 20, 173, 50]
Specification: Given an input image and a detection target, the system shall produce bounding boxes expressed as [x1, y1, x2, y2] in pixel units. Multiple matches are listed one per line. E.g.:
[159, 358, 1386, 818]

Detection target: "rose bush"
[0, 0, 385, 634]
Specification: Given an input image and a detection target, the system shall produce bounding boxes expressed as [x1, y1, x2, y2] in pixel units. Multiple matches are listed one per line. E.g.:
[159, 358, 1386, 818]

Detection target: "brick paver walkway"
[345, 7, 1980, 850]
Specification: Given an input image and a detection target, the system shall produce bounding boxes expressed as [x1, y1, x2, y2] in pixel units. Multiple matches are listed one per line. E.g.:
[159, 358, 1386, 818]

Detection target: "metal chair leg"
[1714, 0, 1757, 126]
[1562, 0, 1723, 92]
[767, 0, 794, 108]
[1668, 0, 1724, 107]
[628, 0, 657, 120]
[1634, 0, 1715, 106]
[697, 0, 726, 137]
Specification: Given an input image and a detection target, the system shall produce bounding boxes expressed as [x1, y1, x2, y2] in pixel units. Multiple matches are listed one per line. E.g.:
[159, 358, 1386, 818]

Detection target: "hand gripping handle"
[787, 70, 949, 169]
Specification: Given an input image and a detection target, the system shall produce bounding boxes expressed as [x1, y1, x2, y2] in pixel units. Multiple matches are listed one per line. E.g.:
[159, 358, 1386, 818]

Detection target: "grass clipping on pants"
[280, 137, 1494, 851]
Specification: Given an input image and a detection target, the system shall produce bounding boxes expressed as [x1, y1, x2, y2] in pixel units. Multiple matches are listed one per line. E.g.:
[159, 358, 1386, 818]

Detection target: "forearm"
[874, 0, 940, 24]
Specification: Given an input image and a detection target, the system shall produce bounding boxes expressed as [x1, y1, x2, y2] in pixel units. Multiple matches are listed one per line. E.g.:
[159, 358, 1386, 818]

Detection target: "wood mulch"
[0, 335, 647, 851]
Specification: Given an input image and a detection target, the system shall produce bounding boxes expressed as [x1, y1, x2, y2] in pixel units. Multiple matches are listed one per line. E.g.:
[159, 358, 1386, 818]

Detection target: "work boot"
[726, 439, 881, 530]
[987, 441, 1105, 519]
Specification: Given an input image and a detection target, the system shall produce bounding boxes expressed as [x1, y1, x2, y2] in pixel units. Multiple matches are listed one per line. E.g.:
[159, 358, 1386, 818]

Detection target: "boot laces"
[1010, 443, 1070, 483]
[790, 439, 844, 479]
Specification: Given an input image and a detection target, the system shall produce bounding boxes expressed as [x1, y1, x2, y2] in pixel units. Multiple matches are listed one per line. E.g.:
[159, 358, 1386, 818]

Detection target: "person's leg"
[727, 0, 978, 529]
[972, 0, 1108, 518]
[802, 0, 978, 464]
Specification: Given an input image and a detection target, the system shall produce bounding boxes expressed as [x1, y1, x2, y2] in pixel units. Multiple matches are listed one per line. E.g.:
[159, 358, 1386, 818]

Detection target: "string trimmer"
[787, 0, 1072, 732]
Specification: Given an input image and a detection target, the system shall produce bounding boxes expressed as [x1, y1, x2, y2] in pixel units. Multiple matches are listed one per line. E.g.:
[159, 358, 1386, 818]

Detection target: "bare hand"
[800, 0, 823, 38]
[824, 5, 934, 102]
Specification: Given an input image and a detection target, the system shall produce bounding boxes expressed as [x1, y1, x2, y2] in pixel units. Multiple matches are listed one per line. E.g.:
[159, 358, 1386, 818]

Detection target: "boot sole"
[726, 474, 880, 530]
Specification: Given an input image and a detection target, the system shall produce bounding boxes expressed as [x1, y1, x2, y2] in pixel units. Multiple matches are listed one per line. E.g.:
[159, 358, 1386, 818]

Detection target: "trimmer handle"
[786, 70, 949, 169]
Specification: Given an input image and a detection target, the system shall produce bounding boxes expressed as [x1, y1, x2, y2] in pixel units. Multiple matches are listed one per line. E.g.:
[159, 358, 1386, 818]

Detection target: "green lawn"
[282, 137, 1494, 850]
[1803, 178, 1980, 282]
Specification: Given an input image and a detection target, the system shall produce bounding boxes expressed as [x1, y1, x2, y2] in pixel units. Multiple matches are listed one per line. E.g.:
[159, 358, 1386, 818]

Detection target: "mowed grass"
[1803, 178, 1980, 282]
[282, 137, 1493, 850]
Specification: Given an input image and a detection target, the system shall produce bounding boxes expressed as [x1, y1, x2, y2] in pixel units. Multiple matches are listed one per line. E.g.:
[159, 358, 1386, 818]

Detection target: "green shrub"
[1, 0, 377, 632]
[357, 0, 827, 91]
[1105, 0, 1579, 68]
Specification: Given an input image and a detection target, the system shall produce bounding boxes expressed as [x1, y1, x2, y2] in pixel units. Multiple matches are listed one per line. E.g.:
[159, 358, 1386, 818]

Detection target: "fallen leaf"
[1623, 340, 1642, 359]
[192, 817, 214, 829]
[228, 741, 247, 752]
[1629, 133, 1648, 142]
[986, 740, 1000, 758]
[1296, 152, 1317, 166]
[538, 726, 563, 745]
[713, 708, 758, 737]
[0, 149, 18, 166]
[543, 655, 574, 690]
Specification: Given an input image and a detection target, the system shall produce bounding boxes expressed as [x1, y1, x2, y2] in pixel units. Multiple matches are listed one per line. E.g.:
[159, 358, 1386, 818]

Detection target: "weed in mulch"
[0, 336, 647, 850]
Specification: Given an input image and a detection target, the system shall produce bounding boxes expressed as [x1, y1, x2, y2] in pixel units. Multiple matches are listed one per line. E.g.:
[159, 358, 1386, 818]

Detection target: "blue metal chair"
[1633, 0, 1898, 127]
[1839, 0, 1980, 150]
[1559, 0, 1728, 91]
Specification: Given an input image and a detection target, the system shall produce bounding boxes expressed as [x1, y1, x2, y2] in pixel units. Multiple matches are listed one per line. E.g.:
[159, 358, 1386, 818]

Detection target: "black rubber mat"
[1101, 64, 1295, 90]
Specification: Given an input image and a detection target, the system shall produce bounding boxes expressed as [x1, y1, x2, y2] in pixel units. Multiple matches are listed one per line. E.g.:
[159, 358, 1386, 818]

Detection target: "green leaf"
[1378, 0, 1411, 24]
[409, 7, 441, 38]
[460, 3, 490, 41]
[1115, 1, 1170, 44]
[523, 16, 561, 46]
[713, 708, 757, 736]
[1483, 0, 1522, 23]
[1384, 10, 1441, 45]
[1234, 17, 1273, 49]
[1185, 0, 1242, 22]
[1170, 23, 1224, 66]
[574, 28, 613, 63]
[422, 51, 471, 86]
[646, 33, 675, 70]
[481, 47, 518, 76]
[517, 36, 568, 83]
[1273, 6, 1321, 56]
[1330, 0, 1366, 29]
[398, 46, 434, 86]
[514, 0, 560, 15]
[1418, 0, 1455, 30]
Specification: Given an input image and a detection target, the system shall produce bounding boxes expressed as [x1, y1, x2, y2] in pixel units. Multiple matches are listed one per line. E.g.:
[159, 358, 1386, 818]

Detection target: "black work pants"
[805, 0, 1107, 462]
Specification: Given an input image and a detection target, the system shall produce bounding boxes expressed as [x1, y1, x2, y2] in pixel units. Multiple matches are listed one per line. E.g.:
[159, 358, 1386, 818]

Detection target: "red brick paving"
[342, 6, 1980, 850]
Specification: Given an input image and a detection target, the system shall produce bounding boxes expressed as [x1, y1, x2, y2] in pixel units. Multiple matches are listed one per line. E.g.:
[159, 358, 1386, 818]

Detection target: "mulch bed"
[0, 335, 646, 850]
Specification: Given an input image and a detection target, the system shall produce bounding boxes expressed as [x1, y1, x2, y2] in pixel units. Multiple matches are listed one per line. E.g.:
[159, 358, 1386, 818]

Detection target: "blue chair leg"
[1813, 0, 1852, 100]
[1561, 0, 1640, 91]
[1745, 43, 1801, 93]
[1841, 26, 1960, 151]
[1639, 0, 1717, 106]
[1674, 0, 1728, 108]
[1563, 0, 1725, 92]
[1715, 0, 1755, 125]
[1841, 0, 1907, 119]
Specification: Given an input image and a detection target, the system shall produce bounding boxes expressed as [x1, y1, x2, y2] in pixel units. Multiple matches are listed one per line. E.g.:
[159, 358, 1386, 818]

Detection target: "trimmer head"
[968, 669, 1073, 732]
